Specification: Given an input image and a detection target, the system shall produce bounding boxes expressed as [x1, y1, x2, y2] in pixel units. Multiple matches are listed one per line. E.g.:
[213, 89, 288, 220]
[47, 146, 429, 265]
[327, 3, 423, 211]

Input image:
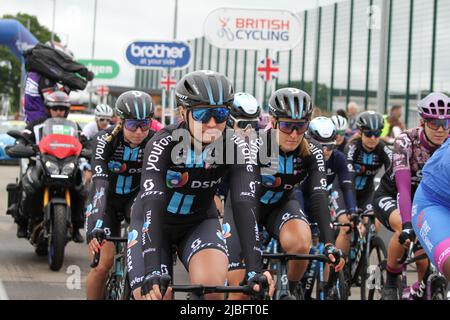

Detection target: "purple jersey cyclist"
[375, 92, 450, 300]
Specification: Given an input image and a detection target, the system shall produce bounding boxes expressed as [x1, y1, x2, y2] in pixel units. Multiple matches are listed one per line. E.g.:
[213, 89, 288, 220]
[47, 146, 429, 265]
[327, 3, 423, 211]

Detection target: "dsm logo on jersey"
[262, 175, 282, 188]
[166, 170, 189, 188]
[108, 161, 127, 173]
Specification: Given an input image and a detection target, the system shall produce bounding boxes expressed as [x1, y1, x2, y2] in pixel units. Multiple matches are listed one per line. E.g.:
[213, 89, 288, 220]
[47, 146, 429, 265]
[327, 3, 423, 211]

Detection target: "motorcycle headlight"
[61, 162, 76, 176]
[45, 161, 60, 175]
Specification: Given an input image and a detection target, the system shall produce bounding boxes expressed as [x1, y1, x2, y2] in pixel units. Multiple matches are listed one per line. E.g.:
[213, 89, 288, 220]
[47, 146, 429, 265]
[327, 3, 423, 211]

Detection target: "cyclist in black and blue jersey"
[331, 114, 349, 153]
[225, 89, 345, 300]
[345, 111, 392, 215]
[85, 90, 155, 300]
[214, 92, 261, 214]
[129, 71, 274, 300]
[298, 117, 357, 258]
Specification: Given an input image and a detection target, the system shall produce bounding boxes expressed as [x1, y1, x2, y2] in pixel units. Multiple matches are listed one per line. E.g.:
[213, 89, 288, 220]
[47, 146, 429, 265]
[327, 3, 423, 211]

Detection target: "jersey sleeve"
[228, 136, 263, 274]
[139, 133, 173, 276]
[307, 142, 334, 244]
[88, 131, 113, 230]
[392, 133, 413, 224]
[335, 151, 357, 214]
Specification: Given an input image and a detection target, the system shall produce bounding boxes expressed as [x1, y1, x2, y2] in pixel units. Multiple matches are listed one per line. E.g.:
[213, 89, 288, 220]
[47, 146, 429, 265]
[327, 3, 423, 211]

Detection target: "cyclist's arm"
[140, 135, 171, 277]
[381, 141, 393, 170]
[307, 142, 334, 244]
[344, 142, 357, 184]
[228, 139, 262, 275]
[89, 132, 112, 224]
[392, 134, 413, 224]
[335, 151, 357, 214]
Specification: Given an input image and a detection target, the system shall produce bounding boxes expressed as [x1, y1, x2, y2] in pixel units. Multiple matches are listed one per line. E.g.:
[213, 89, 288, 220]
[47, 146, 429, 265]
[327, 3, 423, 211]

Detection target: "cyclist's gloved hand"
[325, 243, 345, 272]
[399, 222, 415, 246]
[141, 272, 172, 300]
[87, 228, 105, 254]
[242, 271, 273, 299]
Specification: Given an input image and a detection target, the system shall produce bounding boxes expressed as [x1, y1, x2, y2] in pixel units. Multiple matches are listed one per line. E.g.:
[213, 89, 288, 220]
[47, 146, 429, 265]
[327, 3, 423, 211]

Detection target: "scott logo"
[143, 179, 155, 191]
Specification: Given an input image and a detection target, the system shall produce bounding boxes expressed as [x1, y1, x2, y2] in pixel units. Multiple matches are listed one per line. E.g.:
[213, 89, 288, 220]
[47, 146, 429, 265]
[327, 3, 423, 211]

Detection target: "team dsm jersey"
[258, 131, 333, 243]
[345, 139, 392, 191]
[89, 126, 154, 222]
[138, 122, 263, 276]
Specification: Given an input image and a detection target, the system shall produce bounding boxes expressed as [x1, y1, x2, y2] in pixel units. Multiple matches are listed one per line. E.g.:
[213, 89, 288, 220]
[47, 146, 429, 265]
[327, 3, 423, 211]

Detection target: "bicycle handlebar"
[262, 253, 332, 264]
[171, 284, 254, 295]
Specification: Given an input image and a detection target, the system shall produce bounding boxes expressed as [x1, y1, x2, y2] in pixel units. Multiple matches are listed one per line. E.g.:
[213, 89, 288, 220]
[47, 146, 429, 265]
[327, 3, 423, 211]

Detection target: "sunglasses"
[123, 119, 152, 132]
[362, 130, 381, 138]
[98, 118, 110, 123]
[425, 118, 450, 131]
[321, 143, 336, 151]
[277, 121, 309, 135]
[50, 106, 68, 112]
[336, 130, 346, 136]
[231, 116, 259, 130]
[191, 107, 230, 124]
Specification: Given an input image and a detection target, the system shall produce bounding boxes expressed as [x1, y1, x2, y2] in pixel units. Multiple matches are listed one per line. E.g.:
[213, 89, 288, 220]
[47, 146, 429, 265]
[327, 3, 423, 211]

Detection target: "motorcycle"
[6, 118, 90, 271]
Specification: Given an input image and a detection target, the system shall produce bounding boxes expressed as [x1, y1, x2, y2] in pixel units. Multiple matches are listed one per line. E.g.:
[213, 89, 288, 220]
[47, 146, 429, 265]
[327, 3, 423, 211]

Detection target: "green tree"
[0, 13, 60, 112]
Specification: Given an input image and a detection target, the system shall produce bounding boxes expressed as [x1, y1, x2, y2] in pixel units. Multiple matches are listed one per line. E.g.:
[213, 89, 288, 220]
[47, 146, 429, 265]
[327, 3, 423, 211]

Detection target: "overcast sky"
[1, 0, 345, 86]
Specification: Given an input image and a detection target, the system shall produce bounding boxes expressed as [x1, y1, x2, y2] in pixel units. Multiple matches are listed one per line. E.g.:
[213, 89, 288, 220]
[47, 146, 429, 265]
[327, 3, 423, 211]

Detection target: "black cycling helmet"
[175, 70, 234, 108]
[115, 90, 154, 120]
[231, 92, 261, 118]
[268, 88, 313, 120]
[356, 111, 384, 131]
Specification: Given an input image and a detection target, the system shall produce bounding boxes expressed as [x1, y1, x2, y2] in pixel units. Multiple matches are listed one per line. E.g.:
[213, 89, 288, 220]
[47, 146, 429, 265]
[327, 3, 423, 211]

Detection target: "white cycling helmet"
[308, 117, 337, 143]
[331, 115, 349, 131]
[95, 104, 114, 118]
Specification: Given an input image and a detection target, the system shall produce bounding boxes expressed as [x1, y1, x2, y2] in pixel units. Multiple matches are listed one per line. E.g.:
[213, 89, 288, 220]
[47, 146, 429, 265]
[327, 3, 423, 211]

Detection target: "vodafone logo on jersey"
[204, 8, 302, 50]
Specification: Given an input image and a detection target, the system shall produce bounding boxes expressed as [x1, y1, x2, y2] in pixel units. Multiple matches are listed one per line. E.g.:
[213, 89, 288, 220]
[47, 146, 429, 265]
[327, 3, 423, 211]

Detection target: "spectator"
[381, 104, 406, 145]
[347, 102, 359, 132]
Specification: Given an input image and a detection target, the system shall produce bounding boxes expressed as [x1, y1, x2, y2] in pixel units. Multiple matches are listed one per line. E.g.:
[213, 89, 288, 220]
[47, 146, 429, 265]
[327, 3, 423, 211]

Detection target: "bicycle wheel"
[431, 276, 448, 300]
[367, 236, 387, 300]
[326, 270, 348, 300]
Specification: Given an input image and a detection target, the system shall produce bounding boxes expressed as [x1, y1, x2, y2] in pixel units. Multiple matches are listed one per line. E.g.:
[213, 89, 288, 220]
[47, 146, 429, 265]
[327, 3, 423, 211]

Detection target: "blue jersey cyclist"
[300, 116, 357, 259]
[224, 89, 345, 300]
[86, 90, 155, 300]
[130, 71, 275, 300]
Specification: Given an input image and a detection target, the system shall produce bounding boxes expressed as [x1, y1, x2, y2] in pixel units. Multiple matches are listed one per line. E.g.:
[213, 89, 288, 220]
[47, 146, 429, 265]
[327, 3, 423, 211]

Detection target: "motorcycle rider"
[15, 91, 87, 243]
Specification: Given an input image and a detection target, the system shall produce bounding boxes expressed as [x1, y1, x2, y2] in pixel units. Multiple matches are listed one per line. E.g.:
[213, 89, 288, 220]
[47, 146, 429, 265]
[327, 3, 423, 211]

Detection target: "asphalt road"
[0, 164, 417, 300]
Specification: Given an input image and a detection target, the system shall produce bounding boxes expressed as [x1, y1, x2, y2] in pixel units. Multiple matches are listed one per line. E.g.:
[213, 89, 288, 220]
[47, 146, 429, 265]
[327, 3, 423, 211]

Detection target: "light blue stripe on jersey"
[116, 175, 125, 194]
[286, 155, 294, 174]
[271, 192, 284, 204]
[168, 192, 183, 213]
[123, 176, 133, 194]
[179, 195, 195, 214]
[261, 191, 274, 204]
[278, 156, 285, 174]
[131, 147, 139, 161]
[123, 146, 131, 161]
